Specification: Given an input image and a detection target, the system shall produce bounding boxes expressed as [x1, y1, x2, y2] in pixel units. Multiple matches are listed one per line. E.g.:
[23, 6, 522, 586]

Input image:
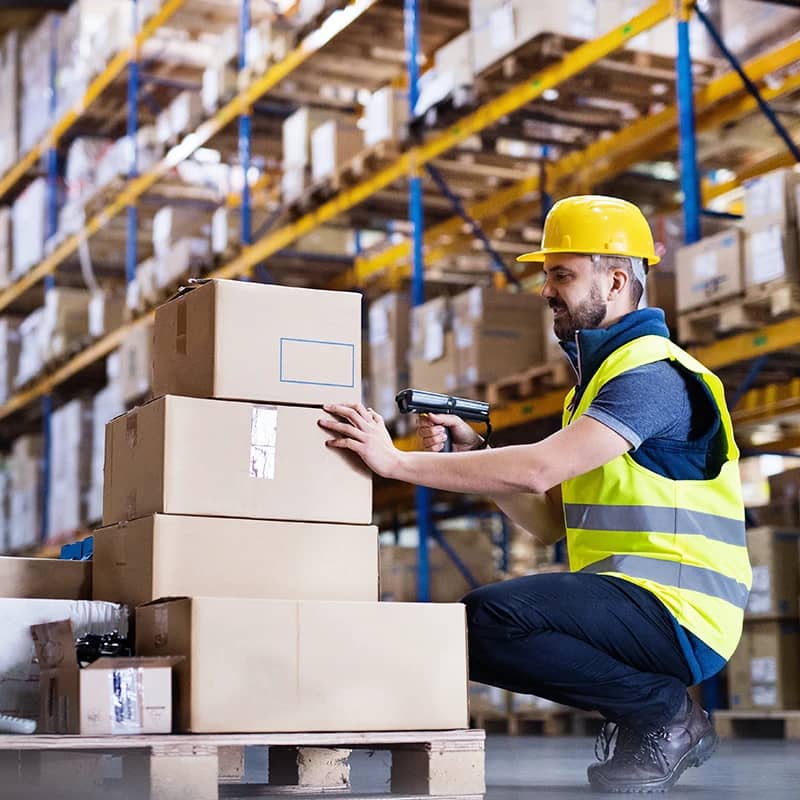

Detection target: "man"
[318, 195, 751, 793]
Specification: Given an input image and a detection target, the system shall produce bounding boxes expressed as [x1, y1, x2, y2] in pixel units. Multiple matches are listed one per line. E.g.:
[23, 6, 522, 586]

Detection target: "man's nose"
[540, 278, 556, 300]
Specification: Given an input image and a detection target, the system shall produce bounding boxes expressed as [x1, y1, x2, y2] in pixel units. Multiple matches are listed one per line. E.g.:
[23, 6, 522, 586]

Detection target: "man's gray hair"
[590, 254, 647, 308]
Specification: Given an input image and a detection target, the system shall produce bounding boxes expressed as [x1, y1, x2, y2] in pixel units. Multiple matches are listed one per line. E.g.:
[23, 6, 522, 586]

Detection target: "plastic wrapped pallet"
[12, 178, 48, 278]
[86, 380, 125, 524]
[7, 435, 43, 552]
[47, 399, 93, 541]
[0, 207, 12, 290]
[0, 31, 19, 176]
[0, 317, 21, 406]
[20, 15, 58, 154]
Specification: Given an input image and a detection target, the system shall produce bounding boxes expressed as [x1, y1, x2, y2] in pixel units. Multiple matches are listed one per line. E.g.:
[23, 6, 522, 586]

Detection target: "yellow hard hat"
[517, 195, 660, 266]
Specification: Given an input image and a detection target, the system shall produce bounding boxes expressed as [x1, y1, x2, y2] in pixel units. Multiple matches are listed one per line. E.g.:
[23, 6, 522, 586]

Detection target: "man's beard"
[550, 283, 607, 341]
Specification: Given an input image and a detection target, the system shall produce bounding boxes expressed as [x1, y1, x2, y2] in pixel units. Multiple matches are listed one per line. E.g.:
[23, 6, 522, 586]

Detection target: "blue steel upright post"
[405, 0, 431, 602]
[126, 0, 140, 286]
[239, 0, 252, 248]
[676, 1, 701, 245]
[41, 15, 61, 543]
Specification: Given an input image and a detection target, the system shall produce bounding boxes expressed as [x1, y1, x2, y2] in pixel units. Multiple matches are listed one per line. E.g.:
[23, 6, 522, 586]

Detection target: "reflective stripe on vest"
[564, 503, 746, 547]
[579, 555, 750, 609]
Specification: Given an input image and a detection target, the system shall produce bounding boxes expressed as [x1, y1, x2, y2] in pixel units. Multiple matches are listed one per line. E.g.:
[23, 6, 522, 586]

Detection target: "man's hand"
[318, 403, 404, 478]
[417, 412, 483, 452]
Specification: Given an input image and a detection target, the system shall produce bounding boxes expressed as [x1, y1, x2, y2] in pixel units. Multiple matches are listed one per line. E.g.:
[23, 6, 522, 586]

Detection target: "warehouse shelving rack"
[0, 1, 797, 592]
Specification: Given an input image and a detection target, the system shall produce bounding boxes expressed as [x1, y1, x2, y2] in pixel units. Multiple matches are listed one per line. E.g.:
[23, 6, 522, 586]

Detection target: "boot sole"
[588, 730, 719, 794]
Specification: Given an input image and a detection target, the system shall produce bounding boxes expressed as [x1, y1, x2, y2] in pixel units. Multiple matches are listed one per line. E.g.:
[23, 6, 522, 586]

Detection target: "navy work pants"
[463, 572, 693, 732]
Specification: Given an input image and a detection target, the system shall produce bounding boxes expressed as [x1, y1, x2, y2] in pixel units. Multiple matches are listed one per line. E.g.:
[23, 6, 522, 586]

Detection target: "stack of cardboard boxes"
[92, 278, 468, 733]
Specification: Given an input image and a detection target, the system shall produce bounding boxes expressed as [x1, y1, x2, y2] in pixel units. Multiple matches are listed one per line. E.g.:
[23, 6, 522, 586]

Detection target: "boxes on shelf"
[113, 322, 152, 404]
[742, 166, 800, 232]
[0, 556, 91, 600]
[675, 229, 743, 312]
[19, 14, 58, 154]
[415, 29, 474, 116]
[41, 287, 92, 363]
[126, 257, 160, 313]
[451, 287, 546, 389]
[282, 107, 329, 170]
[87, 380, 125, 523]
[155, 236, 211, 290]
[0, 316, 21, 405]
[763, 468, 800, 528]
[728, 620, 800, 711]
[0, 206, 11, 289]
[0, 598, 126, 722]
[409, 296, 458, 394]
[202, 61, 237, 114]
[745, 527, 800, 619]
[152, 206, 202, 258]
[136, 596, 468, 732]
[281, 165, 308, 205]
[47, 399, 92, 541]
[721, 0, 800, 58]
[11, 177, 47, 278]
[14, 308, 45, 387]
[7, 435, 43, 552]
[380, 530, 498, 603]
[88, 290, 126, 339]
[169, 90, 205, 142]
[152, 279, 362, 406]
[32, 619, 176, 735]
[368, 292, 410, 423]
[93, 515, 379, 608]
[0, 31, 19, 176]
[102, 396, 373, 526]
[311, 118, 363, 183]
[743, 221, 800, 289]
[364, 86, 407, 147]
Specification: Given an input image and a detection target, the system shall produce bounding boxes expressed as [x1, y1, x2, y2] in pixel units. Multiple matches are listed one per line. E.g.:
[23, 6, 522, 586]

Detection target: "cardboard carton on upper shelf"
[32, 619, 176, 735]
[102, 395, 372, 526]
[0, 316, 21, 406]
[311, 119, 363, 183]
[743, 220, 800, 289]
[0, 207, 12, 290]
[409, 296, 458, 394]
[282, 107, 329, 170]
[136, 596, 468, 733]
[745, 527, 800, 619]
[364, 86, 408, 148]
[0, 557, 91, 599]
[12, 177, 47, 278]
[675, 229, 744, 312]
[368, 292, 410, 423]
[742, 166, 800, 232]
[0, 597, 126, 722]
[7, 434, 43, 552]
[114, 322, 152, 405]
[152, 279, 362, 406]
[727, 619, 800, 711]
[93, 514, 379, 608]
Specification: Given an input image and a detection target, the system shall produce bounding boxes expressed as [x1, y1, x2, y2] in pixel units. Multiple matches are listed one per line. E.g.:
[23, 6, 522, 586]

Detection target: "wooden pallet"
[484, 361, 572, 407]
[714, 710, 800, 740]
[0, 729, 485, 800]
[677, 282, 800, 345]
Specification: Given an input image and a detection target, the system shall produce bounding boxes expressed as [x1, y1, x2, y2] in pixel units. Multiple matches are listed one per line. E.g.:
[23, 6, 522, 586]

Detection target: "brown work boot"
[587, 695, 718, 793]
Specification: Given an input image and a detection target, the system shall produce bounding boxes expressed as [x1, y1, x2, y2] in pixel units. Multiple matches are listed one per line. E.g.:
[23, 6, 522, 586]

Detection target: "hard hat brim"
[516, 248, 660, 266]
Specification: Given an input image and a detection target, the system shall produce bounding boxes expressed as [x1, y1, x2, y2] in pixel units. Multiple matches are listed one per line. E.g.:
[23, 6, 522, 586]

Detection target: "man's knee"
[461, 581, 520, 637]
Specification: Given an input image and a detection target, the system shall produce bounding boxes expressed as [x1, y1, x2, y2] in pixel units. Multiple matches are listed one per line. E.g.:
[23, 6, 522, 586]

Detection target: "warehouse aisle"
[334, 736, 800, 798]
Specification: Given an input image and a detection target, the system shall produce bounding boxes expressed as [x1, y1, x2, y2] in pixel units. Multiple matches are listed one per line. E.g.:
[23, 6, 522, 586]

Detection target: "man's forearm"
[489, 489, 566, 546]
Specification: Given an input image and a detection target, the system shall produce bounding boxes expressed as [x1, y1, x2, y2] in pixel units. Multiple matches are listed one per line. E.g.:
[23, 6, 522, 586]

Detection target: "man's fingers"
[323, 404, 368, 431]
[318, 418, 366, 441]
[425, 412, 457, 425]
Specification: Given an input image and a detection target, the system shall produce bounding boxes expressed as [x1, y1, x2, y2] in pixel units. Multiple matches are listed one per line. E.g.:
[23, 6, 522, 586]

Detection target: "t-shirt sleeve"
[583, 361, 691, 450]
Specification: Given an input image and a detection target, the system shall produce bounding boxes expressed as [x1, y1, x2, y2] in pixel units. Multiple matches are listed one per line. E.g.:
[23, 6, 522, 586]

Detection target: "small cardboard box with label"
[31, 619, 179, 735]
[102, 396, 372, 526]
[152, 279, 361, 406]
[676, 229, 743, 312]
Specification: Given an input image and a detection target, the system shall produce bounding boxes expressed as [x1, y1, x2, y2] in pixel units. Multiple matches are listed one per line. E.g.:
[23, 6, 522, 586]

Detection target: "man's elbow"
[521, 464, 555, 495]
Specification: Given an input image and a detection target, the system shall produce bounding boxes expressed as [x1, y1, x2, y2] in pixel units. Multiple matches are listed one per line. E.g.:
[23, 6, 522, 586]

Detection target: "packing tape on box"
[109, 667, 144, 733]
[126, 414, 138, 448]
[154, 606, 168, 648]
[125, 490, 137, 521]
[176, 300, 187, 355]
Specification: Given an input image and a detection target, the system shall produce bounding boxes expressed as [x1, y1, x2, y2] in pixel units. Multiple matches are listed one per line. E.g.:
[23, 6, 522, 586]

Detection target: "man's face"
[541, 254, 608, 341]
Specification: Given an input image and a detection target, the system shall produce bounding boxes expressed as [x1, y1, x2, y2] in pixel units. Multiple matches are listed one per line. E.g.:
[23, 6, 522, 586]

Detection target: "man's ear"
[607, 267, 629, 301]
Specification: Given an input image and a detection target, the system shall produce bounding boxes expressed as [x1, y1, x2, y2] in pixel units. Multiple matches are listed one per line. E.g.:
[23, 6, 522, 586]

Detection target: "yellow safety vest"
[561, 335, 751, 660]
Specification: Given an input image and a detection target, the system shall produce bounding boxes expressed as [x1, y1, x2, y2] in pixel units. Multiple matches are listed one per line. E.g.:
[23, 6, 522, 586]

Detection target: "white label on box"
[424, 312, 445, 362]
[279, 337, 355, 388]
[692, 251, 718, 282]
[746, 590, 771, 615]
[454, 320, 474, 349]
[752, 684, 778, 708]
[369, 305, 389, 346]
[750, 565, 771, 594]
[109, 668, 142, 733]
[745, 173, 783, 221]
[749, 225, 785, 285]
[490, 4, 516, 52]
[468, 286, 483, 320]
[751, 656, 777, 684]
[250, 406, 278, 479]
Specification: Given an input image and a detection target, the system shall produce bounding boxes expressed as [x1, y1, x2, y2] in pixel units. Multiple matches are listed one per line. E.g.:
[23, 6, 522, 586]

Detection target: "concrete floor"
[335, 735, 800, 798]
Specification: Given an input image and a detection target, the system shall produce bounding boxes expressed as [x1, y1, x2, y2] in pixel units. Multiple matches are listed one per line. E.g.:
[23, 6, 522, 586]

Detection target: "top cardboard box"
[152, 280, 362, 406]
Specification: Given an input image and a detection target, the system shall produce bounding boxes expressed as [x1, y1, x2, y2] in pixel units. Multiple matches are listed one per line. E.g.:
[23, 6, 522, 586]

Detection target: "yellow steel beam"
[344, 37, 800, 289]
[703, 150, 797, 205]
[689, 319, 800, 372]
[0, 0, 380, 314]
[732, 379, 800, 428]
[211, 0, 673, 282]
[0, 0, 187, 202]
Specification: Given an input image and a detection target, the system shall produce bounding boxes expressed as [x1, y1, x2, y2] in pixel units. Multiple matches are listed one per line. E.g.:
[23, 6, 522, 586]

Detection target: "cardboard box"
[42, 287, 92, 362]
[7, 434, 43, 551]
[0, 557, 91, 599]
[0, 32, 19, 176]
[32, 619, 176, 735]
[117, 322, 152, 404]
[368, 293, 410, 422]
[282, 107, 329, 170]
[281, 165, 308, 205]
[744, 221, 800, 288]
[102, 395, 372, 526]
[88, 381, 126, 523]
[93, 514, 379, 608]
[728, 620, 800, 710]
[88, 290, 126, 339]
[0, 598, 126, 721]
[764, 468, 800, 529]
[745, 528, 800, 619]
[743, 166, 800, 231]
[0, 206, 12, 289]
[152, 279, 362, 406]
[12, 177, 47, 277]
[311, 119, 363, 183]
[0, 316, 21, 405]
[364, 86, 407, 147]
[676, 229, 743, 312]
[137, 597, 468, 732]
[409, 297, 458, 393]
